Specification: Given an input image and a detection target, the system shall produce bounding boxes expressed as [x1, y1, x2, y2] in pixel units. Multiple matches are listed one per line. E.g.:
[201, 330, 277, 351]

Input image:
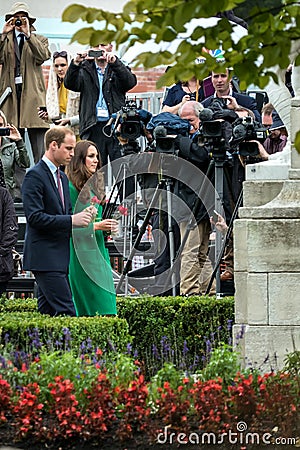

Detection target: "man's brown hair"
[44, 126, 75, 150]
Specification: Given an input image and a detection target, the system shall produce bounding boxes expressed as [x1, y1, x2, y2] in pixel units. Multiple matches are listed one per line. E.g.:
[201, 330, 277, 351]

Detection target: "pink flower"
[91, 196, 101, 205]
[118, 205, 128, 216]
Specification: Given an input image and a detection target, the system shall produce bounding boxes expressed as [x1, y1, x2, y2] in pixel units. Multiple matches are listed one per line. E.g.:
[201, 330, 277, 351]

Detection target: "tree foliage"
[62, 1, 300, 90]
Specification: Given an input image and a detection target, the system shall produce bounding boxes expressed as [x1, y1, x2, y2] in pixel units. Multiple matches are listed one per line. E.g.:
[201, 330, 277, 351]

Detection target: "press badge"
[15, 76, 23, 84]
[97, 107, 109, 118]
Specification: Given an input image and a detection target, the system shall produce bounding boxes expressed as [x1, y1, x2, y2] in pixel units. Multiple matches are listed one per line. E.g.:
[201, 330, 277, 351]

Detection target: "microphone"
[199, 108, 214, 122]
[154, 125, 167, 139]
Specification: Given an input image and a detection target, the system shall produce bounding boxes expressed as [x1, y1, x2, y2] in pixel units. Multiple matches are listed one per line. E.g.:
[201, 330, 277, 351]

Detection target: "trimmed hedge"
[0, 295, 234, 375]
[117, 295, 234, 375]
[0, 310, 131, 355]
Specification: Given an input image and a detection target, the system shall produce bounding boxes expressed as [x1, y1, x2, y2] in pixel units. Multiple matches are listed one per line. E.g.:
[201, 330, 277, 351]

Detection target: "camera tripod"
[161, 149, 235, 297]
[116, 175, 179, 296]
[102, 158, 140, 295]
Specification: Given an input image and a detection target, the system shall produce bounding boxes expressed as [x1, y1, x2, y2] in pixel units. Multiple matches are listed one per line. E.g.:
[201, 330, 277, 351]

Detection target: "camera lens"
[15, 18, 22, 27]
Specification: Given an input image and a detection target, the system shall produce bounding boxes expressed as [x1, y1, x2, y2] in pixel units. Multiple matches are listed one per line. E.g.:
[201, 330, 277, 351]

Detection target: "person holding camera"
[162, 77, 205, 115]
[176, 101, 216, 295]
[0, 109, 30, 199]
[64, 43, 137, 170]
[201, 69, 261, 122]
[0, 2, 51, 200]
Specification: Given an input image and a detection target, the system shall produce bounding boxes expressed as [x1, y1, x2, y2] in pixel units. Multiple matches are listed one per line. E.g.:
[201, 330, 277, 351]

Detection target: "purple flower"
[182, 340, 189, 356]
[126, 343, 132, 355]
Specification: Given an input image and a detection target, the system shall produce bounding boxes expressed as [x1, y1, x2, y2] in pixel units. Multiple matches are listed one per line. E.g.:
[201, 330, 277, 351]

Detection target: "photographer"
[0, 110, 30, 199]
[0, 2, 51, 200]
[176, 101, 215, 295]
[201, 69, 261, 122]
[162, 76, 205, 115]
[64, 43, 137, 175]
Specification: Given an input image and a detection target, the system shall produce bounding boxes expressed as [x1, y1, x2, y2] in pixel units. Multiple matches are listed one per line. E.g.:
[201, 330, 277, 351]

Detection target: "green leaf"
[62, 4, 88, 22]
[70, 27, 95, 44]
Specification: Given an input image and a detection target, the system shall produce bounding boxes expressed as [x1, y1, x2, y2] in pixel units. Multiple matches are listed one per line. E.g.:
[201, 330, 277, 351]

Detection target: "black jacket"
[0, 187, 18, 282]
[64, 58, 137, 137]
[202, 92, 261, 122]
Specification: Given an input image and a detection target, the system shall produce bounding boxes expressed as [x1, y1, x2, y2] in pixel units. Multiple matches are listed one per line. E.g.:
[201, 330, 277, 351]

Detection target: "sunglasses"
[53, 50, 68, 60]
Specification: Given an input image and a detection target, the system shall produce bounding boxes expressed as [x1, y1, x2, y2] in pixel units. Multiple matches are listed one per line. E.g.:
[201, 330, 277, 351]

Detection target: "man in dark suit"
[202, 69, 261, 122]
[22, 126, 94, 316]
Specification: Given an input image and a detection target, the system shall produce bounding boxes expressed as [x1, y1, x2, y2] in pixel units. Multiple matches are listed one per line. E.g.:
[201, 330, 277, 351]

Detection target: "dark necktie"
[56, 168, 65, 211]
[19, 34, 25, 56]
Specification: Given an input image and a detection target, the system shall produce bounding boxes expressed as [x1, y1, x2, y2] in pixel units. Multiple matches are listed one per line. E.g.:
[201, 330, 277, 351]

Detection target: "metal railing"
[127, 91, 165, 115]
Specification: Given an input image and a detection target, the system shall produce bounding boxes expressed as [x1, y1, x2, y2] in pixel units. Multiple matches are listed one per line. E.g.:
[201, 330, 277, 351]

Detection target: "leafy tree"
[62, 0, 300, 91]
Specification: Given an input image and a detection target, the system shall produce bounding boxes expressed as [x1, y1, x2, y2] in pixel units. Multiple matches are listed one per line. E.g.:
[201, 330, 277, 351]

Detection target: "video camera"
[117, 99, 151, 142]
[198, 106, 230, 159]
[231, 116, 268, 158]
[146, 112, 190, 155]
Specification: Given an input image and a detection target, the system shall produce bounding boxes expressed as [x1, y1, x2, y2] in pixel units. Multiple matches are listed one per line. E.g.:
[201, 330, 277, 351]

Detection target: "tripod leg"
[116, 179, 165, 293]
[102, 163, 124, 220]
[165, 179, 177, 296]
[214, 160, 224, 295]
[205, 187, 243, 295]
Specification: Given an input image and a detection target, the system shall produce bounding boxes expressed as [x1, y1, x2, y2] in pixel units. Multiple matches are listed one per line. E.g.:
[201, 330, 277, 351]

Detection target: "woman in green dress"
[66, 140, 118, 316]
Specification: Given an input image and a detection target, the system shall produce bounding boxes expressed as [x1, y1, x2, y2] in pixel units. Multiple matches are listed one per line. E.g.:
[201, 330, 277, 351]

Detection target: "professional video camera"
[116, 99, 152, 142]
[146, 112, 190, 155]
[231, 116, 268, 158]
[198, 107, 233, 159]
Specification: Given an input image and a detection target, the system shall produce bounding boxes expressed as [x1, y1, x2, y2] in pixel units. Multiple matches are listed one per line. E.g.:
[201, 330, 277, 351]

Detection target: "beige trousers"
[179, 219, 214, 295]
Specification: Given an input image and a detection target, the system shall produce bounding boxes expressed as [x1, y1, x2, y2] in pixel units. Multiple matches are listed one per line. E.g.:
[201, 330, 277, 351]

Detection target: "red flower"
[91, 196, 101, 205]
[118, 205, 128, 216]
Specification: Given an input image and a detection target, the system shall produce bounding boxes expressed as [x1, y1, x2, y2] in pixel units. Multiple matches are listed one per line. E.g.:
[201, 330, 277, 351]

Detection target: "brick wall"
[42, 65, 165, 93]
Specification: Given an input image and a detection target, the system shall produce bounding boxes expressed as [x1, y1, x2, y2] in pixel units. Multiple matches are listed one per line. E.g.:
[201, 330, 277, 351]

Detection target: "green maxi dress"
[68, 182, 117, 316]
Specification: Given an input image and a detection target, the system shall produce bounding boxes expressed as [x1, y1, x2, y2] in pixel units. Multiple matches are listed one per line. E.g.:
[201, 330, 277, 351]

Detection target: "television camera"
[231, 116, 268, 160]
[115, 99, 152, 142]
[146, 112, 190, 155]
[198, 103, 233, 159]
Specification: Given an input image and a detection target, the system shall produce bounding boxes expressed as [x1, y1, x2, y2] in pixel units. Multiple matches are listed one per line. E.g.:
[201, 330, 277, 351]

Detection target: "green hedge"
[117, 295, 234, 376]
[0, 295, 234, 375]
[0, 311, 131, 355]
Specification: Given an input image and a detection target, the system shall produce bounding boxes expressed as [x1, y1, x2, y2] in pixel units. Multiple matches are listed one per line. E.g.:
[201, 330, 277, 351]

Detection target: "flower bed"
[0, 351, 299, 449]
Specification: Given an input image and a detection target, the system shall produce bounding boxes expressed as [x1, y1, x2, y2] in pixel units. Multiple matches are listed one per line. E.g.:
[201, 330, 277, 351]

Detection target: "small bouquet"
[112, 204, 129, 220]
[90, 195, 102, 221]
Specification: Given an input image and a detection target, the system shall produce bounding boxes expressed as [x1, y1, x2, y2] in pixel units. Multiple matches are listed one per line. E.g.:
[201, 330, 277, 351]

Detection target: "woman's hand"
[7, 123, 22, 141]
[94, 219, 119, 233]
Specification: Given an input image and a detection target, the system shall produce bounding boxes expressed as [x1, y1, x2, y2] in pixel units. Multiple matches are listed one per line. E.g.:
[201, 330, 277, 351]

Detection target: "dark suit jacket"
[22, 160, 72, 272]
[202, 92, 261, 122]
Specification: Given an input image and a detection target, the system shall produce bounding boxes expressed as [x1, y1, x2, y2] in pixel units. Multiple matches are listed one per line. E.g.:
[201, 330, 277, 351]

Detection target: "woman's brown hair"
[66, 140, 105, 204]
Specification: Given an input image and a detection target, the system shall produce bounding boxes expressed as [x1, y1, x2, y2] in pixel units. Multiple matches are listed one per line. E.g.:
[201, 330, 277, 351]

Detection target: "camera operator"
[176, 101, 215, 296]
[64, 42, 137, 197]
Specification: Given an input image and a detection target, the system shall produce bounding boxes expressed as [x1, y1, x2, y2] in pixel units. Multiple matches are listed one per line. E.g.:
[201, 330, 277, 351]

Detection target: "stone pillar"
[233, 97, 300, 372]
